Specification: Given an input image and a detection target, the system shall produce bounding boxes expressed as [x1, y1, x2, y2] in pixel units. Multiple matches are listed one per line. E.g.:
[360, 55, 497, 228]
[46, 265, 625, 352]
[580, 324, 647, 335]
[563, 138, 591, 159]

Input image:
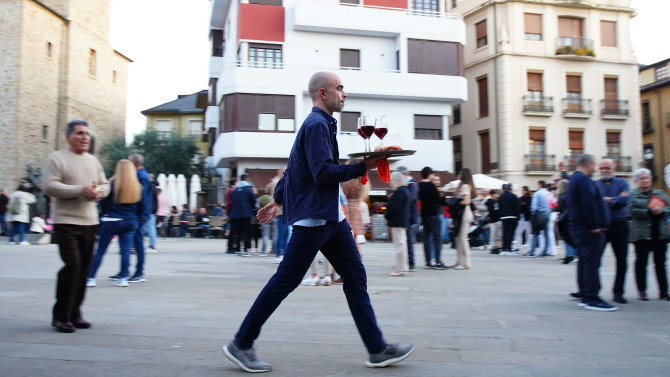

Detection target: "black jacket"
[499, 191, 519, 219]
[486, 198, 500, 223]
[385, 186, 410, 228]
[519, 194, 531, 221]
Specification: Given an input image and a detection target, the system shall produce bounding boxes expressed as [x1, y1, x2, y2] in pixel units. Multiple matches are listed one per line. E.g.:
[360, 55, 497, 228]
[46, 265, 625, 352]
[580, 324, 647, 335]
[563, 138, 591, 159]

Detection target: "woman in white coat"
[8, 184, 36, 245]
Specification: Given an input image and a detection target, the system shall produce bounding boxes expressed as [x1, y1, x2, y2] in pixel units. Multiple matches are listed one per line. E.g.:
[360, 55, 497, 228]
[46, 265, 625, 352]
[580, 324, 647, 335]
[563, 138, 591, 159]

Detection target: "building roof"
[641, 77, 670, 93]
[141, 90, 207, 115]
[640, 57, 670, 72]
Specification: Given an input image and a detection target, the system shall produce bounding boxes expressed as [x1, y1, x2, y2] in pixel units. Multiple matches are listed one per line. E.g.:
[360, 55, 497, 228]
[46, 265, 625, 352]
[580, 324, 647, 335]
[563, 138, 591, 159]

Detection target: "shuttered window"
[568, 130, 584, 154]
[477, 76, 489, 118]
[600, 21, 617, 47]
[558, 17, 583, 38]
[479, 130, 490, 173]
[250, 0, 283, 5]
[221, 93, 295, 132]
[407, 39, 462, 76]
[452, 136, 462, 173]
[527, 72, 543, 93]
[476, 20, 487, 48]
[340, 112, 360, 133]
[529, 129, 545, 142]
[340, 49, 360, 70]
[524, 13, 542, 40]
[414, 115, 443, 140]
[606, 131, 621, 156]
[604, 77, 618, 100]
[567, 75, 582, 93]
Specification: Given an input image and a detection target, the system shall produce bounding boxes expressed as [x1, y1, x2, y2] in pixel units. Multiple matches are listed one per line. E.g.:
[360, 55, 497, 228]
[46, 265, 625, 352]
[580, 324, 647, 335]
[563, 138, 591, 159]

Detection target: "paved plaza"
[1, 236, 669, 377]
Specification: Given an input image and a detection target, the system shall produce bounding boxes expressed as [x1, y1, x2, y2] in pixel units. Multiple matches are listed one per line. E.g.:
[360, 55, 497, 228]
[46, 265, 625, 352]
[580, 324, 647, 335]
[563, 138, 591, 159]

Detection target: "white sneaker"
[7, 241, 16, 245]
[114, 277, 129, 287]
[273, 256, 283, 264]
[301, 276, 319, 286]
[86, 278, 97, 287]
[18, 241, 30, 246]
[356, 234, 367, 244]
[319, 276, 332, 286]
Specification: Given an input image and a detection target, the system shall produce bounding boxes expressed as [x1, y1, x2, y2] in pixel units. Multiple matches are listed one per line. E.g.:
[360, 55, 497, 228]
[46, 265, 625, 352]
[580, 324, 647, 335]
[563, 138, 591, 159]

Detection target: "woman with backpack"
[7, 184, 36, 245]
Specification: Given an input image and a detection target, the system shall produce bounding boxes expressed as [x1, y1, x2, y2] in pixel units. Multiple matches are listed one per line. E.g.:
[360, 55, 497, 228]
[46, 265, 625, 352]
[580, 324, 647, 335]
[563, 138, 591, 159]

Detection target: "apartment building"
[0, 0, 130, 190]
[205, 0, 467, 189]
[639, 58, 670, 193]
[448, 0, 641, 187]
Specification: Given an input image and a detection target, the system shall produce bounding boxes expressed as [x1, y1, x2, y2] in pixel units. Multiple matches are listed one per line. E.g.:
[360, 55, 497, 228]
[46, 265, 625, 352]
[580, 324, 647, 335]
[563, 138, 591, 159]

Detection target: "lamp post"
[644, 145, 655, 181]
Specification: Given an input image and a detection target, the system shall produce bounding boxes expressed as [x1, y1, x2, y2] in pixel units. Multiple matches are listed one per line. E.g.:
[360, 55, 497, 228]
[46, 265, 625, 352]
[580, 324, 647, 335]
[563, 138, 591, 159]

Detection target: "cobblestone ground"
[1, 236, 669, 377]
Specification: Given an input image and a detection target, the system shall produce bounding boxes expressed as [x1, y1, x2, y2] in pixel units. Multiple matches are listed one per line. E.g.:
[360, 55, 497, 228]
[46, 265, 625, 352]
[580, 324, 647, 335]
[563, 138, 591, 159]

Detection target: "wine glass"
[357, 116, 374, 152]
[374, 116, 388, 147]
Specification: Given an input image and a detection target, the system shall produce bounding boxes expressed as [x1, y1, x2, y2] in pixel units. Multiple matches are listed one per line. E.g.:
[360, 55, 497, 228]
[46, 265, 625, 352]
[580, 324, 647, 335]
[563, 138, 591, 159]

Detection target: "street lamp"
[644, 145, 656, 180]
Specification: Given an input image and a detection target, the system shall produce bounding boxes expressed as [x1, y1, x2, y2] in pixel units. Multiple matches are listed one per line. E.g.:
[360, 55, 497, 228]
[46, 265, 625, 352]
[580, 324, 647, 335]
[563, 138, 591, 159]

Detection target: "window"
[250, 0, 282, 5]
[258, 114, 277, 131]
[528, 129, 546, 167]
[42, 125, 48, 140]
[46, 42, 52, 57]
[656, 65, 669, 81]
[249, 44, 283, 68]
[527, 72, 543, 100]
[112, 70, 117, 83]
[475, 20, 487, 48]
[407, 39, 462, 76]
[566, 75, 582, 111]
[568, 129, 584, 155]
[188, 120, 203, 137]
[604, 77, 619, 113]
[208, 78, 218, 106]
[600, 21, 617, 47]
[155, 120, 173, 139]
[558, 17, 583, 38]
[524, 13, 542, 40]
[414, 115, 442, 140]
[340, 49, 360, 70]
[606, 131, 621, 157]
[453, 105, 461, 125]
[340, 0, 359, 4]
[479, 130, 490, 173]
[211, 29, 224, 57]
[477, 76, 489, 118]
[452, 136, 462, 173]
[88, 49, 97, 76]
[340, 112, 360, 133]
[411, 0, 438, 12]
[642, 100, 652, 132]
[222, 93, 295, 132]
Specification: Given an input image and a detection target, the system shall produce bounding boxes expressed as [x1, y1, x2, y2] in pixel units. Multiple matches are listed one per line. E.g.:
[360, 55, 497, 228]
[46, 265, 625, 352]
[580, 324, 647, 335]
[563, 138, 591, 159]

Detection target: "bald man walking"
[222, 72, 414, 373]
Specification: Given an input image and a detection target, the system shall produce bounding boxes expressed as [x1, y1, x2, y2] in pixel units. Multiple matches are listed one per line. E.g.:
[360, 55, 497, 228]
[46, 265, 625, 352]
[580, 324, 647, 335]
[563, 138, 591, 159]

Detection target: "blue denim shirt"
[274, 107, 366, 225]
[530, 188, 550, 213]
[594, 176, 630, 223]
[567, 170, 609, 230]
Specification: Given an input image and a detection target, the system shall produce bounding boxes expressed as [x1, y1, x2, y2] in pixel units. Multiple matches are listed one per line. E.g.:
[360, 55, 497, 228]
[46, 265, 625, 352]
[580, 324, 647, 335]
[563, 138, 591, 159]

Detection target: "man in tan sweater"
[42, 120, 109, 333]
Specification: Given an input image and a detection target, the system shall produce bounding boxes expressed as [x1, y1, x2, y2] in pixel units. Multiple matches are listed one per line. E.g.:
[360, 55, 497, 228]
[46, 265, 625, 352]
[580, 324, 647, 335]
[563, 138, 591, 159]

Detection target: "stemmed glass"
[357, 116, 374, 152]
[374, 116, 388, 147]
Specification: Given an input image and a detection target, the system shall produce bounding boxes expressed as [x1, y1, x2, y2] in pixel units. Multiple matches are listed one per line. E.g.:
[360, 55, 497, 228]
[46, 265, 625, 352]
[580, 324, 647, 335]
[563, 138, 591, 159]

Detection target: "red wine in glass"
[374, 127, 388, 139]
[360, 125, 375, 138]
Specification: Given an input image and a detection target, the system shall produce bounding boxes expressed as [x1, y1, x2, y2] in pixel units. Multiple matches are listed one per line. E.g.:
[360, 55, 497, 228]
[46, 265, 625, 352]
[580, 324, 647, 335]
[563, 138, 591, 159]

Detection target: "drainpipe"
[493, 2, 503, 178]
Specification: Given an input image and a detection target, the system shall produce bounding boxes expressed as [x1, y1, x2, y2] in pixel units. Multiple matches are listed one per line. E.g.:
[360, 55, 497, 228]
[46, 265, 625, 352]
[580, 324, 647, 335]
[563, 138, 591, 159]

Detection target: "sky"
[109, 0, 670, 138]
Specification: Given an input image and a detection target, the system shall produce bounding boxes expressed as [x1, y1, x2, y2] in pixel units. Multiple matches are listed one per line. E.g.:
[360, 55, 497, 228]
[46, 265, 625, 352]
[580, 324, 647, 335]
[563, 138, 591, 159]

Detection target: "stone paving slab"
[1, 237, 669, 376]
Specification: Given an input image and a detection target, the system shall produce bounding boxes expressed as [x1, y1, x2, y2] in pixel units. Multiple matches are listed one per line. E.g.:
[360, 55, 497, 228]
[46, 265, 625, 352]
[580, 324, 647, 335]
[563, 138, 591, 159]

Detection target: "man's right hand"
[257, 201, 281, 224]
[364, 156, 383, 170]
[81, 186, 99, 201]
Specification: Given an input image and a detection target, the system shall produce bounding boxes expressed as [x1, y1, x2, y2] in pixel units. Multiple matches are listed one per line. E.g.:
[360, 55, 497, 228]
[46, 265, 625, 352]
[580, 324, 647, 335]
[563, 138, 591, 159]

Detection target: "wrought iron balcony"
[523, 95, 554, 114]
[562, 98, 592, 116]
[600, 99, 629, 117]
[602, 155, 632, 173]
[555, 37, 595, 58]
[563, 154, 582, 171]
[525, 154, 556, 172]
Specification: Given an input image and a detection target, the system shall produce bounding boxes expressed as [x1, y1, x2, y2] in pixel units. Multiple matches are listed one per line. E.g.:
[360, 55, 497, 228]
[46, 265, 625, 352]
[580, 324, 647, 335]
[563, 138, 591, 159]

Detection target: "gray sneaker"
[366, 343, 415, 368]
[222, 341, 272, 373]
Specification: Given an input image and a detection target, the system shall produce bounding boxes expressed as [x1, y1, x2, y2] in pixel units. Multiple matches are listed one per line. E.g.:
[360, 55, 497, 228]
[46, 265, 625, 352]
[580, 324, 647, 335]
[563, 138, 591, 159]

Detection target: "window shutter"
[604, 77, 618, 100]
[558, 17, 583, 38]
[600, 21, 617, 47]
[566, 75, 581, 93]
[340, 49, 360, 69]
[477, 76, 489, 117]
[569, 130, 584, 150]
[529, 129, 545, 141]
[476, 20, 487, 41]
[524, 13, 542, 35]
[606, 131, 620, 143]
[527, 72, 543, 92]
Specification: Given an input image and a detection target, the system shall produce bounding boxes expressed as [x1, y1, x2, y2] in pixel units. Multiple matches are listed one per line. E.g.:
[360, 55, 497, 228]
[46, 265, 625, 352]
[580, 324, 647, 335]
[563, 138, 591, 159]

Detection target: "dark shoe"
[52, 320, 75, 333]
[523, 252, 535, 257]
[639, 292, 649, 301]
[539, 252, 549, 257]
[433, 262, 447, 270]
[366, 343, 415, 368]
[613, 295, 627, 304]
[222, 341, 272, 373]
[425, 263, 435, 269]
[659, 292, 670, 301]
[562, 256, 574, 264]
[73, 318, 92, 329]
[108, 274, 122, 281]
[584, 299, 618, 312]
[570, 292, 582, 299]
[128, 275, 146, 283]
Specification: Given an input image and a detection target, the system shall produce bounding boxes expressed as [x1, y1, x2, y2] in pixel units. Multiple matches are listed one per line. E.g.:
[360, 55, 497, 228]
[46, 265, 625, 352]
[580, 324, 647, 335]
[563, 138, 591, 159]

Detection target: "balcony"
[562, 98, 592, 118]
[563, 154, 581, 171]
[525, 154, 556, 173]
[555, 37, 595, 60]
[603, 155, 632, 173]
[600, 99, 629, 119]
[522, 95, 553, 116]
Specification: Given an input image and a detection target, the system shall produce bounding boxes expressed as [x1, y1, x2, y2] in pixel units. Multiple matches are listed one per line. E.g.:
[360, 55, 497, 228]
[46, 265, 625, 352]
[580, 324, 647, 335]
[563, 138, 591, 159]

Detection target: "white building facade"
[448, 0, 641, 187]
[206, 0, 467, 188]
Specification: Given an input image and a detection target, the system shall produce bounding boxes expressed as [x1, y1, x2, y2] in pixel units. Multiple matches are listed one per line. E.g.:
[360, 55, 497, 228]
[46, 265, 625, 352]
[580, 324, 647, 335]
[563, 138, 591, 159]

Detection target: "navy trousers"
[234, 219, 387, 354]
[603, 220, 629, 297]
[570, 224, 606, 301]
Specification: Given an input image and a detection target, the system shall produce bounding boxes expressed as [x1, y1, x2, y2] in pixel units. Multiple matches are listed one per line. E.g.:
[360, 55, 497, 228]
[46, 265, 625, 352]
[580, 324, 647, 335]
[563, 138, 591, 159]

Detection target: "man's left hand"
[257, 201, 281, 224]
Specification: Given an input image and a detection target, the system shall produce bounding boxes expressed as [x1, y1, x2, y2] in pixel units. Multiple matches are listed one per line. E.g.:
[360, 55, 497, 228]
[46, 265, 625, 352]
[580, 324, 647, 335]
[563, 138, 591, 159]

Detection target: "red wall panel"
[238, 4, 285, 43]
[364, 0, 408, 9]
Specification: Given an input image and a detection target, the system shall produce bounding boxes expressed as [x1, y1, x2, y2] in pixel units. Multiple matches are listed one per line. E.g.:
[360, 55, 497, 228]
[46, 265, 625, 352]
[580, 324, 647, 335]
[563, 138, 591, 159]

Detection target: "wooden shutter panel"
[566, 75, 581, 93]
[340, 49, 360, 69]
[558, 17, 583, 38]
[606, 132, 620, 143]
[527, 72, 543, 92]
[476, 20, 487, 40]
[604, 77, 618, 100]
[524, 13, 542, 35]
[478, 76, 488, 117]
[569, 130, 584, 150]
[529, 129, 545, 141]
[601, 21, 617, 47]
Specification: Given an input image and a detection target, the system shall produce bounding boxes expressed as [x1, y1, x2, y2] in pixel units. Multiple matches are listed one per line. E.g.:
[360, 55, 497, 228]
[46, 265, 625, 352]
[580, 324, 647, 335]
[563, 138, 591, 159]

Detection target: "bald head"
[308, 72, 336, 99]
[307, 71, 346, 115]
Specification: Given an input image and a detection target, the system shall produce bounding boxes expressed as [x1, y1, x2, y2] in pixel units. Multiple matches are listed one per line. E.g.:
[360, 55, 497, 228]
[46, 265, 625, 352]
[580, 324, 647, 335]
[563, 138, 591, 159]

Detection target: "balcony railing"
[643, 117, 653, 133]
[563, 154, 582, 171]
[600, 99, 629, 117]
[555, 37, 595, 57]
[525, 154, 556, 172]
[603, 155, 632, 173]
[523, 95, 554, 113]
[562, 98, 592, 116]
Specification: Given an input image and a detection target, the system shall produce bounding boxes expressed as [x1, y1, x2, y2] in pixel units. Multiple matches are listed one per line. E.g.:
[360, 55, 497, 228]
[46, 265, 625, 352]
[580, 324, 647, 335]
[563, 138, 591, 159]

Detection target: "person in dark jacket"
[567, 154, 615, 311]
[223, 72, 413, 372]
[385, 172, 411, 276]
[397, 166, 418, 271]
[498, 184, 519, 254]
[127, 154, 152, 283]
[229, 173, 257, 256]
[485, 189, 501, 252]
[226, 177, 239, 253]
[87, 160, 142, 288]
[514, 186, 532, 252]
[0, 188, 8, 235]
[418, 166, 447, 269]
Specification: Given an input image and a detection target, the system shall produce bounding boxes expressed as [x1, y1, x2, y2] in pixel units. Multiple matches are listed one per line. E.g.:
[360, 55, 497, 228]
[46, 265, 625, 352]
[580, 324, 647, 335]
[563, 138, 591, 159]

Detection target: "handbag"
[531, 211, 547, 232]
[648, 194, 667, 210]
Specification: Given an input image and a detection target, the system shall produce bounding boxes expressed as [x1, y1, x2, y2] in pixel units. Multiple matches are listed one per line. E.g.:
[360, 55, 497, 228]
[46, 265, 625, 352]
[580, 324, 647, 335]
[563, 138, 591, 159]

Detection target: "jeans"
[260, 222, 272, 254]
[52, 224, 98, 323]
[422, 215, 443, 265]
[479, 220, 490, 245]
[565, 242, 577, 257]
[514, 217, 532, 248]
[9, 221, 27, 242]
[234, 219, 387, 354]
[196, 224, 211, 237]
[633, 240, 668, 295]
[530, 211, 551, 255]
[502, 218, 518, 251]
[89, 219, 138, 279]
[274, 215, 289, 257]
[440, 216, 450, 242]
[143, 214, 157, 247]
[133, 219, 147, 276]
[570, 224, 606, 301]
[0, 212, 7, 234]
[406, 224, 416, 268]
[604, 220, 629, 297]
